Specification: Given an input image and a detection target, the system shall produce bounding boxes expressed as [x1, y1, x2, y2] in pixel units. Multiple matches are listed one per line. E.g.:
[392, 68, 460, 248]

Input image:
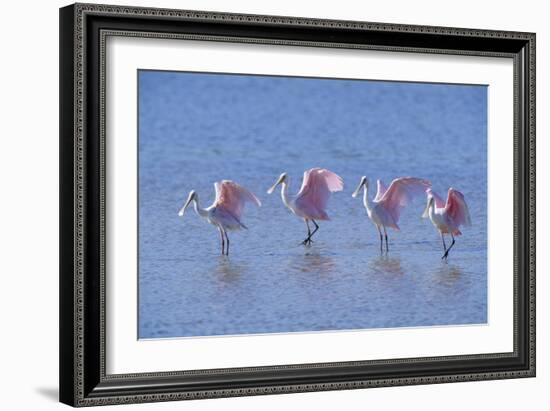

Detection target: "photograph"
[138, 70, 487, 339]
[56, 2, 537, 407]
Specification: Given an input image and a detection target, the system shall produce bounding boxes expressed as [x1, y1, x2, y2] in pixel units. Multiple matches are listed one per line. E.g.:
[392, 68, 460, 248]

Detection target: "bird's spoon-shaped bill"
[178, 192, 195, 216]
[351, 177, 367, 198]
[267, 182, 278, 194]
[267, 174, 285, 194]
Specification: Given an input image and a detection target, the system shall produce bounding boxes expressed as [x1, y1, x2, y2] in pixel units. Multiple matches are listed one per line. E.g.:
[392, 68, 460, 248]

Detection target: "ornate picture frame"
[59, 3, 535, 406]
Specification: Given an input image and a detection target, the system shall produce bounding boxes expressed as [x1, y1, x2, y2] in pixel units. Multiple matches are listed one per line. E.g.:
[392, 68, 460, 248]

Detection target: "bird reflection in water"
[215, 256, 247, 284]
[432, 263, 463, 287]
[289, 247, 336, 276]
[369, 254, 404, 276]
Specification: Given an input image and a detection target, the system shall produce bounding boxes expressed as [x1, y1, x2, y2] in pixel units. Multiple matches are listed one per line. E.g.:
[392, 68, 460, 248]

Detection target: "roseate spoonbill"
[422, 188, 471, 260]
[178, 180, 261, 255]
[267, 168, 344, 246]
[352, 176, 431, 253]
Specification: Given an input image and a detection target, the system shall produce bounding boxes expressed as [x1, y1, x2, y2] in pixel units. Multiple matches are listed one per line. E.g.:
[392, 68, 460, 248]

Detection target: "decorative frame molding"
[60, 3, 535, 407]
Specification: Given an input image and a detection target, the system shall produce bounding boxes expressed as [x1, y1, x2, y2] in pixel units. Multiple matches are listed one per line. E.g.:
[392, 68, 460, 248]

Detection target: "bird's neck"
[363, 185, 373, 212]
[280, 181, 292, 210]
[429, 201, 436, 216]
[193, 197, 208, 218]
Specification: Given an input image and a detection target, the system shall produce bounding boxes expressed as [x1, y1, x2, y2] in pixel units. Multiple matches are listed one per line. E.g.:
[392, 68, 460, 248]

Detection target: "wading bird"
[422, 188, 471, 260]
[267, 168, 344, 246]
[352, 176, 431, 253]
[178, 180, 261, 255]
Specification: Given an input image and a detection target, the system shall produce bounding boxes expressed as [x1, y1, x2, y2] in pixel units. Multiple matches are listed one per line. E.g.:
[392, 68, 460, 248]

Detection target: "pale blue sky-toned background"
[138, 70, 487, 339]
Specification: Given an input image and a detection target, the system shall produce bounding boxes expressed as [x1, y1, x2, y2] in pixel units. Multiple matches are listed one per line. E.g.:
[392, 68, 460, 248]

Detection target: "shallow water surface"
[138, 71, 487, 339]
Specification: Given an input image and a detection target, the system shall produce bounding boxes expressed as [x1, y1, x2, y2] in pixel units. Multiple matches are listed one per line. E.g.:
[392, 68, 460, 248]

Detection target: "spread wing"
[445, 188, 471, 227]
[294, 168, 344, 218]
[377, 177, 432, 223]
[373, 179, 388, 202]
[213, 180, 261, 221]
[426, 188, 446, 209]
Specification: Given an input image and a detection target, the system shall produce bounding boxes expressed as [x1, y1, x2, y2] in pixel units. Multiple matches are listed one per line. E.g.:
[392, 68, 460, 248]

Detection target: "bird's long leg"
[377, 225, 383, 253]
[302, 219, 312, 246]
[223, 229, 230, 256]
[383, 225, 389, 253]
[440, 232, 447, 259]
[308, 219, 320, 242]
[218, 226, 225, 255]
[442, 233, 456, 260]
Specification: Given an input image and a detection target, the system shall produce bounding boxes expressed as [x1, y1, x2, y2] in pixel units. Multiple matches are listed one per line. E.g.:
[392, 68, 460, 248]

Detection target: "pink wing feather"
[373, 179, 388, 202]
[214, 180, 261, 221]
[294, 168, 344, 220]
[377, 177, 431, 225]
[426, 188, 446, 209]
[445, 188, 471, 227]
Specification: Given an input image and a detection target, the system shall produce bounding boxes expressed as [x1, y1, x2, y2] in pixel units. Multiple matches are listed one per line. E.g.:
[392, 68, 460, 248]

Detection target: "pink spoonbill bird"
[267, 168, 344, 246]
[352, 176, 431, 253]
[422, 188, 471, 260]
[178, 180, 261, 255]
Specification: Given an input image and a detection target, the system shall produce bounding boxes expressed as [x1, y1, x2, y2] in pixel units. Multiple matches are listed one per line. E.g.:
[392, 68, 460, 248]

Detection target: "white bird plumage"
[178, 180, 261, 255]
[352, 176, 431, 252]
[422, 187, 471, 260]
[267, 168, 344, 245]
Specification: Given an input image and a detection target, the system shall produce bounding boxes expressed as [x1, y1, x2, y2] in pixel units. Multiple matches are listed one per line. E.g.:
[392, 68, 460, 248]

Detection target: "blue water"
[138, 71, 487, 339]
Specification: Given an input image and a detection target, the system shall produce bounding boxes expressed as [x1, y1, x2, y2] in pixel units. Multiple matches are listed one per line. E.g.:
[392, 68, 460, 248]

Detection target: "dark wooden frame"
[60, 3, 536, 407]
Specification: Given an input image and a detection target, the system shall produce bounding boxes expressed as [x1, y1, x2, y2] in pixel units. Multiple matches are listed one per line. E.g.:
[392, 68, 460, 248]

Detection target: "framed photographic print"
[59, 3, 536, 407]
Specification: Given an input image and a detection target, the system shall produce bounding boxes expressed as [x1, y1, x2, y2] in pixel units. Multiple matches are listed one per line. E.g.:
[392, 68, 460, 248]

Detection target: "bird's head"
[267, 172, 287, 194]
[422, 191, 435, 219]
[178, 190, 197, 216]
[352, 176, 368, 198]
